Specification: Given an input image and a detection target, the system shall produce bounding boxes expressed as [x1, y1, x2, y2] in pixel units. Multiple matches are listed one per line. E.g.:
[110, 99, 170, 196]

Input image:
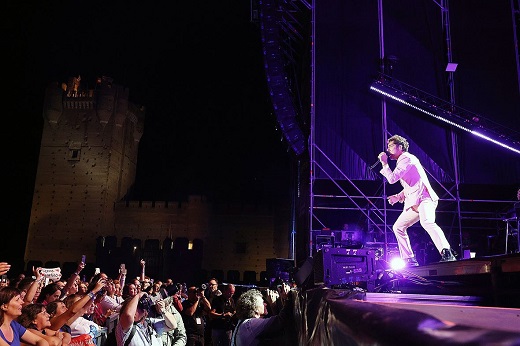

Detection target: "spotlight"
[389, 257, 405, 271]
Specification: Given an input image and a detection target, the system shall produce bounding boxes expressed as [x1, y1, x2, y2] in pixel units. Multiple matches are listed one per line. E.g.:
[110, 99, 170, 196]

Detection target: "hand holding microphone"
[370, 152, 389, 169]
[378, 152, 388, 165]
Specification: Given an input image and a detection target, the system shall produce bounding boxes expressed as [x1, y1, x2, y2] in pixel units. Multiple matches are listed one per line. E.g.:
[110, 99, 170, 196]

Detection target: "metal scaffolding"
[255, 0, 519, 264]
[308, 0, 519, 263]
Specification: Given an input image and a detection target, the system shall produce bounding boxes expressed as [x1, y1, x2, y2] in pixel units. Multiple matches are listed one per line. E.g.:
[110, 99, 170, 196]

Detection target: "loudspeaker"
[314, 247, 377, 286]
[294, 256, 314, 287]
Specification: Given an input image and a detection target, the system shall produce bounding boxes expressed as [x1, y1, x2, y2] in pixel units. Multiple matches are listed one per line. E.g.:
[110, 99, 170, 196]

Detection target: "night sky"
[4, 2, 294, 262]
[4, 1, 519, 265]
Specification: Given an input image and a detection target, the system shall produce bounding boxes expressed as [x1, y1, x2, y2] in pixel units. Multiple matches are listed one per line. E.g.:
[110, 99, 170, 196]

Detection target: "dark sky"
[4, 2, 294, 261]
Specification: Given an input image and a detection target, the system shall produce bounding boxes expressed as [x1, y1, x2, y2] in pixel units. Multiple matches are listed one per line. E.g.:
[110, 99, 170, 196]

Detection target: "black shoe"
[440, 248, 457, 262]
[405, 257, 419, 267]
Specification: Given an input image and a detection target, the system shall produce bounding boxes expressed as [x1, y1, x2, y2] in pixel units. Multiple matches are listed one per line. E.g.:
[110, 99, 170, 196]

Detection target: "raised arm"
[117, 264, 127, 291]
[52, 277, 106, 328]
[139, 259, 146, 282]
[0, 262, 11, 276]
[24, 267, 45, 305]
[154, 299, 177, 330]
[119, 292, 145, 331]
[61, 261, 85, 299]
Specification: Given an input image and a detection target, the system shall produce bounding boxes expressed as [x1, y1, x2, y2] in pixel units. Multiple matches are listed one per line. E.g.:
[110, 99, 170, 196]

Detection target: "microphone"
[369, 160, 380, 170]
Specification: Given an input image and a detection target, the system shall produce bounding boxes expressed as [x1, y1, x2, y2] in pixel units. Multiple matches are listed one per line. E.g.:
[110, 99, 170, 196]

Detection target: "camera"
[198, 283, 207, 291]
[138, 288, 169, 312]
[138, 295, 154, 312]
[165, 283, 184, 296]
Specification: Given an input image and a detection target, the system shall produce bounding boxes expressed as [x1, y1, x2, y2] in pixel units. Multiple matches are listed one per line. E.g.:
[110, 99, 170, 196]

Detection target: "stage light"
[369, 82, 520, 155]
[471, 131, 520, 154]
[369, 86, 473, 132]
[389, 257, 405, 270]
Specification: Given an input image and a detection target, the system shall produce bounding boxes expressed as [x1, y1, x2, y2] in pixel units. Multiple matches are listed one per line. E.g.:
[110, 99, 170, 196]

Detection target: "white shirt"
[69, 316, 100, 338]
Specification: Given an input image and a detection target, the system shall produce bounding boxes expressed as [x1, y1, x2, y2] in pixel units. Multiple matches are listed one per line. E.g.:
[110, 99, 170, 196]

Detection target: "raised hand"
[0, 262, 11, 276]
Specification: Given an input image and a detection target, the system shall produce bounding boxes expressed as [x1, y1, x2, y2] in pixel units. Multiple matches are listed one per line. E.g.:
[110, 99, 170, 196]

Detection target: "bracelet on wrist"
[87, 292, 96, 300]
[74, 272, 80, 276]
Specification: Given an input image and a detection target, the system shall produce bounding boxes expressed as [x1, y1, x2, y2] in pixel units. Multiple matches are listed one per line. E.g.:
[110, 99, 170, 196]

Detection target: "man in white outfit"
[377, 134, 456, 267]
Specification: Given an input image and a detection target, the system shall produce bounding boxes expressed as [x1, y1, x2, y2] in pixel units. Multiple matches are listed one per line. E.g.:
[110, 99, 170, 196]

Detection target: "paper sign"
[40, 267, 62, 282]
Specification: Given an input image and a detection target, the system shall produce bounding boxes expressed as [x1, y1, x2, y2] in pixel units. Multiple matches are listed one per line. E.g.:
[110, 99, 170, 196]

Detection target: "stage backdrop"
[313, 0, 520, 185]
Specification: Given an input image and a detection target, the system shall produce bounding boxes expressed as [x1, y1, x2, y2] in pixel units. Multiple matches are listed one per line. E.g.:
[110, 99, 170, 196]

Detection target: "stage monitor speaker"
[294, 256, 314, 287]
[314, 247, 377, 286]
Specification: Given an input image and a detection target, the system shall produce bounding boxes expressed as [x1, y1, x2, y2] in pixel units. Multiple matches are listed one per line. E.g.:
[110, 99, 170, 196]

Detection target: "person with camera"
[209, 284, 236, 346]
[181, 286, 211, 346]
[203, 279, 220, 346]
[148, 288, 186, 346]
[116, 291, 178, 346]
[231, 288, 297, 346]
[164, 284, 185, 313]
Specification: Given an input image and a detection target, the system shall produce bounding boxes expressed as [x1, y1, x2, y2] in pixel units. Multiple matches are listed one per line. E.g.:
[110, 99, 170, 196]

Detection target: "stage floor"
[377, 253, 520, 308]
[312, 248, 520, 308]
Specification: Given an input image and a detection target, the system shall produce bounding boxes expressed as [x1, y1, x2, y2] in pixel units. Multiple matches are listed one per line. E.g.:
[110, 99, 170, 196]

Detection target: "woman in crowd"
[121, 283, 138, 301]
[47, 278, 105, 338]
[35, 285, 61, 306]
[94, 278, 121, 326]
[63, 296, 101, 339]
[76, 283, 88, 296]
[18, 304, 69, 346]
[45, 302, 71, 335]
[0, 287, 49, 346]
[231, 288, 296, 346]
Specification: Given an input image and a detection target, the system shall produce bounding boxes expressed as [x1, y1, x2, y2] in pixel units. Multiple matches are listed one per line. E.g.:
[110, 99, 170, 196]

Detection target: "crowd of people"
[0, 259, 297, 346]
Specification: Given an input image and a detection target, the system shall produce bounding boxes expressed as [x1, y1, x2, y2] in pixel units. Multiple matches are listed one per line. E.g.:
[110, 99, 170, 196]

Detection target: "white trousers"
[393, 198, 451, 259]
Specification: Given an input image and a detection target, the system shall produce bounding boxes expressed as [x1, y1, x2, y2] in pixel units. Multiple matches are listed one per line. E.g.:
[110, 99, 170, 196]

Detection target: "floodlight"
[389, 257, 405, 270]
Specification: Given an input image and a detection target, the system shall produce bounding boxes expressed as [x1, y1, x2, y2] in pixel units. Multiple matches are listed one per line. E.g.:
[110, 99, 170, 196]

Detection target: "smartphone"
[94, 267, 101, 275]
[81, 255, 86, 264]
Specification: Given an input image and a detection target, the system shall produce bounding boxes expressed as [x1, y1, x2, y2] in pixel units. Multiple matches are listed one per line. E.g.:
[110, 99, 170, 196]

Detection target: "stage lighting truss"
[369, 74, 520, 155]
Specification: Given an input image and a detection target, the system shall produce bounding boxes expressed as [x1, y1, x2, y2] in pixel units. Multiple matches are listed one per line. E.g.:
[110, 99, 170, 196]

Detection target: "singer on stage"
[377, 135, 456, 266]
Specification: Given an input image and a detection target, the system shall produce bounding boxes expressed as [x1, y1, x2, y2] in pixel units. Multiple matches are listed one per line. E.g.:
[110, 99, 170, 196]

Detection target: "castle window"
[68, 141, 82, 161]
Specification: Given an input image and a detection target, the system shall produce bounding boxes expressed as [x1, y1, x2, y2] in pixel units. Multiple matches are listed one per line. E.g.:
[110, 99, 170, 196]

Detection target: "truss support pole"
[441, 0, 463, 255]
[309, 0, 316, 259]
[377, 0, 391, 262]
[512, 0, 520, 95]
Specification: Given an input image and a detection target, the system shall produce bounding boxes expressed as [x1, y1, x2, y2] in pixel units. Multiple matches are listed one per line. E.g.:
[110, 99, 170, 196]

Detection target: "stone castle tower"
[25, 76, 145, 263]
